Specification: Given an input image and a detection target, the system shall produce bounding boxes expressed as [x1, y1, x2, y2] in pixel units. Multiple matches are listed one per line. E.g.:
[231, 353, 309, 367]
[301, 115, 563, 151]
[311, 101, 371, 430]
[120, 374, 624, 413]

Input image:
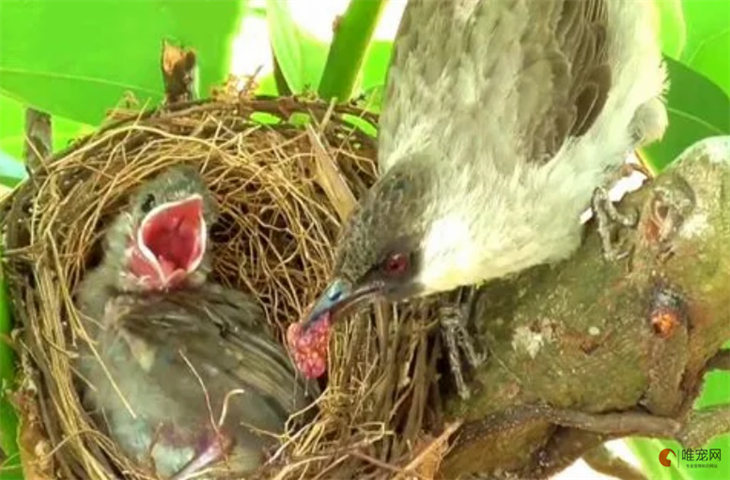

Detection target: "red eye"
[384, 252, 409, 276]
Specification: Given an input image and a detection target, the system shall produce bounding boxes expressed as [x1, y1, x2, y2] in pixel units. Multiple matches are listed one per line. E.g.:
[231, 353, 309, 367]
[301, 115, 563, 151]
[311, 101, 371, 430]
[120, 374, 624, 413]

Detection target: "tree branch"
[440, 137, 730, 478]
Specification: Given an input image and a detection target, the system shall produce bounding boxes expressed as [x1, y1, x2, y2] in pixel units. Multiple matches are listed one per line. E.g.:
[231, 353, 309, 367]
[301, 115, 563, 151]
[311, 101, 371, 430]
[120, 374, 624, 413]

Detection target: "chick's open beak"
[135, 195, 206, 283]
[305, 277, 383, 326]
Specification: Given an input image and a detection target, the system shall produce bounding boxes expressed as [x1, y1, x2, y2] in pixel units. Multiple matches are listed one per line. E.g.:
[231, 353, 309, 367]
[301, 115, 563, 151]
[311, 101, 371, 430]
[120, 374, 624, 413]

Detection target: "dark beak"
[305, 277, 382, 326]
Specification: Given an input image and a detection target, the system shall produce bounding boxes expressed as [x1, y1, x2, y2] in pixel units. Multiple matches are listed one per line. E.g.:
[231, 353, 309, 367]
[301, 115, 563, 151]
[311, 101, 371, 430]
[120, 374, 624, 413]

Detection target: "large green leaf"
[0, 0, 245, 125]
[656, 0, 687, 59]
[640, 57, 730, 173]
[266, 0, 328, 94]
[680, 0, 730, 97]
[318, 0, 387, 101]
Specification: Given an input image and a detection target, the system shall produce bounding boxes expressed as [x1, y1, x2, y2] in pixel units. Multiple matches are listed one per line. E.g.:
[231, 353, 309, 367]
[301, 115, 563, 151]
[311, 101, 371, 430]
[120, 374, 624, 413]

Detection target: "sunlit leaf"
[266, 0, 328, 94]
[359, 40, 392, 95]
[680, 0, 730, 97]
[655, 0, 686, 58]
[640, 57, 730, 173]
[342, 113, 377, 138]
[0, 0, 245, 125]
[255, 73, 279, 96]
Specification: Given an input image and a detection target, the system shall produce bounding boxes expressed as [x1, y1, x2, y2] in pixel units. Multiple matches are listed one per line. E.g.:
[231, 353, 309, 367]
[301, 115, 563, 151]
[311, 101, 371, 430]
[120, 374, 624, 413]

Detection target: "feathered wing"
[118, 285, 315, 422]
[82, 285, 315, 474]
[378, 0, 624, 174]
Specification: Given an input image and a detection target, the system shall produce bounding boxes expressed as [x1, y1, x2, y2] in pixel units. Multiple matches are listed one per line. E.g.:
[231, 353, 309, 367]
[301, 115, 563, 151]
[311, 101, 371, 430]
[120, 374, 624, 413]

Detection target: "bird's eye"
[383, 252, 409, 276]
[140, 194, 156, 213]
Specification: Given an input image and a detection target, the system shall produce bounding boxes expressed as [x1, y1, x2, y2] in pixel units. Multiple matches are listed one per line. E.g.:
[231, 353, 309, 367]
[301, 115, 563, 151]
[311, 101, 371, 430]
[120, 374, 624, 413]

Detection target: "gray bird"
[76, 167, 315, 478]
[298, 0, 668, 397]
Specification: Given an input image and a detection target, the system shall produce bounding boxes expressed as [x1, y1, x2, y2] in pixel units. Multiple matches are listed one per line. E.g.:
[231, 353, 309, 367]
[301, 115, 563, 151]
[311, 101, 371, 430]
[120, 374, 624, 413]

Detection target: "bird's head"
[105, 166, 218, 292]
[289, 157, 483, 378]
[308, 157, 471, 325]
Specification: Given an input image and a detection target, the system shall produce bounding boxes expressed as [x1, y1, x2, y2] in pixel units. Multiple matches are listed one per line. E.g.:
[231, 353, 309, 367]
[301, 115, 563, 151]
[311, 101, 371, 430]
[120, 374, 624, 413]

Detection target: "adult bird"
[294, 0, 668, 398]
[76, 167, 315, 478]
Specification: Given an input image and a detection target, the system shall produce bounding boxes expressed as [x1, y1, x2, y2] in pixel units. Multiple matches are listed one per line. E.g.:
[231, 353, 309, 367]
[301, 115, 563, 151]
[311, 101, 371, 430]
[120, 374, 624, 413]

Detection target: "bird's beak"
[136, 195, 206, 282]
[305, 277, 382, 326]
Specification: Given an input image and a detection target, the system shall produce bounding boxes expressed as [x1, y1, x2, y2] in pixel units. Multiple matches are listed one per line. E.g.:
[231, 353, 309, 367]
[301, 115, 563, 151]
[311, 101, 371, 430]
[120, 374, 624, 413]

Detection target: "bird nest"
[0, 96, 445, 479]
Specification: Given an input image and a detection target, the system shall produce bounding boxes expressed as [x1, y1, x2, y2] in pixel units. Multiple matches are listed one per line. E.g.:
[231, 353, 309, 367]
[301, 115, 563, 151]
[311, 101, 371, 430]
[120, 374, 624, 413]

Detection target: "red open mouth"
[135, 195, 206, 284]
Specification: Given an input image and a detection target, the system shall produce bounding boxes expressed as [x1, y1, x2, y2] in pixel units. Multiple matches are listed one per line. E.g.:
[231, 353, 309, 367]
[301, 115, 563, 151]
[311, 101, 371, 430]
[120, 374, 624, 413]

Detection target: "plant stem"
[318, 0, 387, 102]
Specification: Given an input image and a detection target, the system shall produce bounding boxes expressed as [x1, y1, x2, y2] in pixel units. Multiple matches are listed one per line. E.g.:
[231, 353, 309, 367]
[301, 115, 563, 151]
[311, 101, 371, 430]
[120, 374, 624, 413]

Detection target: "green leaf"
[627, 437, 690, 480]
[695, 369, 730, 410]
[0, 255, 19, 475]
[255, 73, 280, 96]
[680, 0, 730, 97]
[655, 0, 686, 58]
[0, 0, 245, 125]
[318, 0, 387, 101]
[359, 40, 393, 95]
[0, 95, 93, 176]
[266, 0, 328, 94]
[640, 57, 730, 172]
[342, 113, 377, 138]
[0, 455, 23, 480]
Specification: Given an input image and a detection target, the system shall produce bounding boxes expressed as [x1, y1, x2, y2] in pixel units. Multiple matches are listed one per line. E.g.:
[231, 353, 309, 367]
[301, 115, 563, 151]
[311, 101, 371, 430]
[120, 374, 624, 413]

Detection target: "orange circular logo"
[659, 448, 676, 467]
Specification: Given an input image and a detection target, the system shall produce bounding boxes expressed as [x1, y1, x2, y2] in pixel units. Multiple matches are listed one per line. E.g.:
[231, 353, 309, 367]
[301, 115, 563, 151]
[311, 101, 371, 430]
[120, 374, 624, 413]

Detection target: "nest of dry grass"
[1, 96, 446, 479]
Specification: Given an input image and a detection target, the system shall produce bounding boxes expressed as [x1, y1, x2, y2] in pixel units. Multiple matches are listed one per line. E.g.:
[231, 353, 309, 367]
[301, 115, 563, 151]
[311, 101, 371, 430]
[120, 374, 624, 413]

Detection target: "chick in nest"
[76, 167, 316, 479]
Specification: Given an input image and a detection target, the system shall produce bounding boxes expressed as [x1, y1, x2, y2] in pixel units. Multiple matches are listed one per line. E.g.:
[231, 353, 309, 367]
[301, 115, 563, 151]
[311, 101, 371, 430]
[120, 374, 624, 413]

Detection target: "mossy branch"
[440, 137, 730, 478]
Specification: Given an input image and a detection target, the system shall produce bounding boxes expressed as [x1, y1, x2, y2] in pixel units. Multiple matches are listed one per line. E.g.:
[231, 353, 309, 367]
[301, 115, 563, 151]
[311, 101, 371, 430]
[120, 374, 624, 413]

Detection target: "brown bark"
[23, 108, 52, 173]
[440, 137, 730, 478]
[160, 40, 198, 104]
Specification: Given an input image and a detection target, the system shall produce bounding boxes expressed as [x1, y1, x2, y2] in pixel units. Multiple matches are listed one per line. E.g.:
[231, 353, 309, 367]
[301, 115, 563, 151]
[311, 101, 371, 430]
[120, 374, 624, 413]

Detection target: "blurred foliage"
[0, 0, 729, 478]
[656, 0, 686, 59]
[0, 95, 94, 186]
[680, 0, 730, 97]
[266, 0, 328, 93]
[640, 57, 730, 173]
[0, 253, 20, 480]
[640, 0, 730, 173]
[0, 0, 245, 125]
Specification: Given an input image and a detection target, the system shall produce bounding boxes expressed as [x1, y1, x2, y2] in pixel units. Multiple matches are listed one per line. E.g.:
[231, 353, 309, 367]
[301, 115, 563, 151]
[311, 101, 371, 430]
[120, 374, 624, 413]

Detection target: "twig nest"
[1, 97, 444, 479]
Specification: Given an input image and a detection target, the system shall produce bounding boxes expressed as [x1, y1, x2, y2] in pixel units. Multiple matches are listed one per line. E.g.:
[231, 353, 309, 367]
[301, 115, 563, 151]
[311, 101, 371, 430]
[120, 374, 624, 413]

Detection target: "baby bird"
[77, 167, 315, 478]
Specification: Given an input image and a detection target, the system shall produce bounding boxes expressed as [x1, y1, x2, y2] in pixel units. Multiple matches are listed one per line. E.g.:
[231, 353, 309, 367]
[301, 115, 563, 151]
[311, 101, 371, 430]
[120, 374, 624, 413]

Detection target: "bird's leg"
[170, 431, 234, 480]
[439, 286, 487, 400]
[591, 186, 638, 261]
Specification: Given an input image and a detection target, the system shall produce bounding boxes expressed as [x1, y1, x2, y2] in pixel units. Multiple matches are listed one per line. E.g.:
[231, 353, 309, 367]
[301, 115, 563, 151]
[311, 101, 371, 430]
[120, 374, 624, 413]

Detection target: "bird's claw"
[591, 186, 638, 261]
[439, 290, 486, 401]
